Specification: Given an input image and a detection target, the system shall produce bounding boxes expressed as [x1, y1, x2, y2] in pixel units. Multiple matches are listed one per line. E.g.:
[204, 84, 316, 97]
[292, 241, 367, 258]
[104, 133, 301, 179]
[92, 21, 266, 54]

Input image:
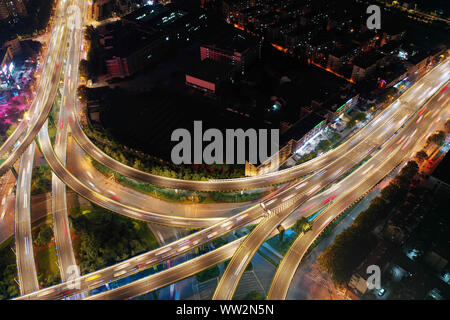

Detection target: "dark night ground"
[99, 87, 275, 161]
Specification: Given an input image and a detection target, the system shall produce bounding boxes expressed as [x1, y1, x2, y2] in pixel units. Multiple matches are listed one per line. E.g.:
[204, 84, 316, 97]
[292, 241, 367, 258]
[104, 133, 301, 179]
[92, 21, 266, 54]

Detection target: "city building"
[351, 50, 387, 82]
[0, 0, 27, 21]
[103, 27, 163, 78]
[100, 3, 206, 79]
[0, 46, 13, 69]
[185, 59, 234, 94]
[246, 111, 326, 176]
[327, 43, 359, 74]
[2, 38, 22, 57]
[200, 29, 260, 75]
[0, 46, 14, 82]
[90, 0, 113, 21]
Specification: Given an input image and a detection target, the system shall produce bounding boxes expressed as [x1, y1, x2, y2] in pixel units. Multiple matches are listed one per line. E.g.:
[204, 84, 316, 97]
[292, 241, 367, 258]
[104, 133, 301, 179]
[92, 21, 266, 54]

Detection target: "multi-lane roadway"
[2, 0, 448, 299]
[15, 59, 449, 299]
[89, 76, 450, 300]
[51, 0, 85, 282]
[15, 142, 39, 294]
[267, 84, 450, 299]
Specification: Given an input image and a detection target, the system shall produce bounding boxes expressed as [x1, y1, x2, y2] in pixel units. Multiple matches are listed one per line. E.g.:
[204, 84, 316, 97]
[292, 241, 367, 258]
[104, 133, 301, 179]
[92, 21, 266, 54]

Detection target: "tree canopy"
[427, 131, 445, 146]
[34, 224, 54, 246]
[70, 205, 158, 275]
[293, 217, 310, 234]
[346, 112, 367, 129]
[415, 150, 428, 163]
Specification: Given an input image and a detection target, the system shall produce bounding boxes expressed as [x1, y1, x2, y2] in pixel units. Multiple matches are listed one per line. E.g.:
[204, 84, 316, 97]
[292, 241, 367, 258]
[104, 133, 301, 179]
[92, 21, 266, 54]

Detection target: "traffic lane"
[68, 59, 450, 191]
[17, 59, 450, 298]
[16, 203, 262, 300]
[0, 25, 69, 176]
[211, 76, 450, 299]
[268, 84, 450, 299]
[52, 14, 84, 281]
[86, 239, 243, 300]
[276, 147, 406, 299]
[67, 140, 254, 219]
[29, 61, 450, 298]
[211, 138, 381, 299]
[94, 142, 403, 301]
[0, 4, 69, 159]
[70, 63, 450, 300]
[15, 142, 40, 295]
[38, 121, 227, 228]
[61, 84, 438, 298]
[0, 171, 16, 240]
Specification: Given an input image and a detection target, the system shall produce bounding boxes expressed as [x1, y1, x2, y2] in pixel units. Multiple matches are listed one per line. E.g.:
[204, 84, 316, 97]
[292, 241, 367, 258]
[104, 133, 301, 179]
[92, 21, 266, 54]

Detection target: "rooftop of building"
[308, 29, 336, 47]
[352, 30, 377, 44]
[122, 4, 173, 24]
[280, 111, 325, 145]
[329, 41, 360, 58]
[102, 24, 160, 59]
[319, 91, 358, 113]
[377, 59, 408, 83]
[353, 50, 385, 69]
[403, 45, 443, 65]
[186, 59, 234, 83]
[378, 40, 402, 55]
[121, 3, 191, 31]
[199, 22, 259, 54]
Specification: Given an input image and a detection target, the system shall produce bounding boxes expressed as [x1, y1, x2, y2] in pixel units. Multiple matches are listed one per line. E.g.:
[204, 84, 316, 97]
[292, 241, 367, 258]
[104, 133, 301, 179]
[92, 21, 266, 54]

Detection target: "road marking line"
[362, 164, 375, 175]
[282, 194, 295, 202]
[235, 253, 250, 276]
[295, 182, 307, 190]
[23, 193, 28, 208]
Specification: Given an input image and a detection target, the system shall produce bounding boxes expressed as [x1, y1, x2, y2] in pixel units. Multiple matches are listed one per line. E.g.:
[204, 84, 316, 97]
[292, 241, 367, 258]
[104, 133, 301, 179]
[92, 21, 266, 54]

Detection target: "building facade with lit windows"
[102, 29, 163, 78]
[199, 27, 260, 76]
[90, 0, 112, 21]
[0, 0, 27, 21]
[100, 3, 206, 79]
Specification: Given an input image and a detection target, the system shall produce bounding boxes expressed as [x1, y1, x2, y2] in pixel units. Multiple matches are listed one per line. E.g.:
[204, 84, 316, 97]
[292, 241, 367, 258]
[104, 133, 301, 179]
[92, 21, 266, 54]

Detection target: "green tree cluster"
[70, 205, 158, 274]
[346, 112, 367, 129]
[34, 224, 54, 247]
[79, 59, 89, 79]
[293, 217, 310, 234]
[296, 151, 318, 165]
[243, 290, 265, 300]
[85, 125, 245, 181]
[415, 150, 428, 163]
[77, 85, 89, 104]
[196, 265, 220, 283]
[329, 132, 341, 145]
[316, 139, 332, 153]
[427, 130, 446, 146]
[6, 125, 18, 137]
[32, 165, 52, 195]
[0, 240, 19, 300]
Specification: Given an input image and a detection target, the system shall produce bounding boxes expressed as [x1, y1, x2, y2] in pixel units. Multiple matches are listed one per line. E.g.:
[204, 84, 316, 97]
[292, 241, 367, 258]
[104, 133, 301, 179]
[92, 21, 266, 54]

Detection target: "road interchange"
[2, 0, 449, 300]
